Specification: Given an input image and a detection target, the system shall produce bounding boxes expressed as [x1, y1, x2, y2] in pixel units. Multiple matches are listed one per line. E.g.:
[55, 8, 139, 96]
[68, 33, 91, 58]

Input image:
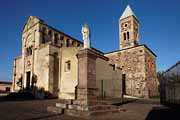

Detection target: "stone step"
[68, 104, 118, 111]
[64, 108, 121, 117]
[72, 100, 109, 106]
[64, 109, 90, 117]
[68, 104, 89, 111]
[47, 106, 64, 114]
[56, 103, 68, 109]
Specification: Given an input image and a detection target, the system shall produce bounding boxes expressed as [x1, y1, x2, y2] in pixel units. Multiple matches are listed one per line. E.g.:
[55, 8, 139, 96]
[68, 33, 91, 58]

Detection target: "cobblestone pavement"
[0, 99, 179, 120]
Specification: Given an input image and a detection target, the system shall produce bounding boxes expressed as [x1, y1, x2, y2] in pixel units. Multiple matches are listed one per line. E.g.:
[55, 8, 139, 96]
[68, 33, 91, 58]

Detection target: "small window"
[127, 32, 130, 40]
[112, 64, 116, 70]
[71, 41, 75, 46]
[123, 33, 126, 40]
[60, 36, 64, 40]
[26, 48, 29, 56]
[124, 23, 128, 27]
[42, 27, 46, 43]
[26, 47, 32, 56]
[54, 33, 58, 44]
[66, 39, 70, 47]
[65, 61, 71, 72]
[42, 27, 46, 33]
[48, 30, 52, 36]
[77, 43, 80, 47]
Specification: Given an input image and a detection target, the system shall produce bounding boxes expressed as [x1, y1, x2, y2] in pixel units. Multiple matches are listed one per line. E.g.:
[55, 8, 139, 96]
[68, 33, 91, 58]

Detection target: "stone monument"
[81, 23, 91, 49]
[76, 23, 97, 102]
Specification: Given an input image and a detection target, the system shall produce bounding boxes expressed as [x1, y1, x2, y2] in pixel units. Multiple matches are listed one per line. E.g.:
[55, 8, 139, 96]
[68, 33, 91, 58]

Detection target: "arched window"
[42, 27, 46, 43]
[48, 30, 52, 37]
[48, 30, 52, 42]
[123, 33, 126, 40]
[65, 60, 71, 72]
[127, 32, 130, 40]
[60, 35, 64, 41]
[54, 33, 58, 44]
[29, 46, 32, 55]
[26, 47, 33, 56]
[66, 39, 70, 47]
[42, 27, 46, 33]
[71, 41, 75, 46]
[26, 48, 29, 56]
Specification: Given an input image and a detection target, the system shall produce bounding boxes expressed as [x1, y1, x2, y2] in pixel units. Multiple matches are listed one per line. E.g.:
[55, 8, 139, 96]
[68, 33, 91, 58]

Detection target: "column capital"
[76, 48, 97, 60]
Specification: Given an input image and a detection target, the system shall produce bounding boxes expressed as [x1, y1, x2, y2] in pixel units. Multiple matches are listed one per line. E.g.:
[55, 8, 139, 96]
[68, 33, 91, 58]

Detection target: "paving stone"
[56, 103, 67, 108]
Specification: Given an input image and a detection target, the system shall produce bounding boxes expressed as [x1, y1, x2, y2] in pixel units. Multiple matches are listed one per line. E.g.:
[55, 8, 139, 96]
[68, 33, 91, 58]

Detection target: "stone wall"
[12, 56, 23, 91]
[34, 45, 50, 91]
[105, 45, 158, 98]
[59, 47, 82, 99]
[48, 45, 60, 95]
[144, 48, 159, 97]
[96, 58, 122, 98]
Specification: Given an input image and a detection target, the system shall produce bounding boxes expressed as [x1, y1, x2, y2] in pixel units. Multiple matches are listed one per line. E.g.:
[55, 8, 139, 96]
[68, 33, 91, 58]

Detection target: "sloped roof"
[22, 16, 43, 33]
[165, 61, 180, 73]
[105, 44, 157, 57]
[120, 5, 137, 20]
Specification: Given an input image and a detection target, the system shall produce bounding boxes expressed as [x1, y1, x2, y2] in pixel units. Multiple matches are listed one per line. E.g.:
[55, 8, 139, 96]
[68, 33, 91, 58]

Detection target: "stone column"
[76, 48, 98, 101]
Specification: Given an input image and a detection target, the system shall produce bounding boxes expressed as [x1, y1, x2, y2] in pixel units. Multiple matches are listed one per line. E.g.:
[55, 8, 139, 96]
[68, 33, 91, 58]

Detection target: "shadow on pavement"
[112, 98, 138, 106]
[0, 92, 35, 102]
[28, 114, 62, 120]
[0, 92, 57, 102]
[146, 106, 180, 120]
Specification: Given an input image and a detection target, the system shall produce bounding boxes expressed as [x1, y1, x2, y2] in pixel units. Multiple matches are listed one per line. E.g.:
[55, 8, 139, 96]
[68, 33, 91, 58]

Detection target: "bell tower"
[119, 5, 139, 50]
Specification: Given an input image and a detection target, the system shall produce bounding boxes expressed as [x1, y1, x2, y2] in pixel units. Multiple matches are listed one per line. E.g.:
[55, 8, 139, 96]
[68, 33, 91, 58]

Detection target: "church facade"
[12, 5, 158, 99]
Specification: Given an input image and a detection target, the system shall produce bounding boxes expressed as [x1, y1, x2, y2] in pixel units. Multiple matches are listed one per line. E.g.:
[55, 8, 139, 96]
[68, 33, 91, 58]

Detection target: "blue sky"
[0, 0, 180, 81]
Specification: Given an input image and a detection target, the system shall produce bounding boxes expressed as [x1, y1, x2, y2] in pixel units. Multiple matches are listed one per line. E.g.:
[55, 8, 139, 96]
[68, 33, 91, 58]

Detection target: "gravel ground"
[0, 98, 179, 120]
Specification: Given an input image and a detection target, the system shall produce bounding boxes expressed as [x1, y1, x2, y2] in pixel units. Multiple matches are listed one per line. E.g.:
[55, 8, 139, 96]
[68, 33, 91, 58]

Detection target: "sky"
[0, 0, 180, 81]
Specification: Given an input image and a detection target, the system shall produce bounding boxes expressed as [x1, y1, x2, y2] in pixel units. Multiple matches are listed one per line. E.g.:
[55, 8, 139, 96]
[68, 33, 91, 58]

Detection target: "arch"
[123, 33, 126, 40]
[25, 34, 33, 47]
[71, 41, 75, 46]
[54, 33, 59, 44]
[34, 30, 38, 46]
[66, 39, 70, 47]
[127, 32, 130, 40]
[48, 30, 52, 37]
[42, 27, 46, 43]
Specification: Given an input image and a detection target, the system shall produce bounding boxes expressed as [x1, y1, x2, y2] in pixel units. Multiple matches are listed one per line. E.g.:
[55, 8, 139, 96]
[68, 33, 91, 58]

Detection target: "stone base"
[77, 88, 98, 102]
[47, 99, 120, 118]
[64, 100, 119, 117]
[47, 106, 64, 114]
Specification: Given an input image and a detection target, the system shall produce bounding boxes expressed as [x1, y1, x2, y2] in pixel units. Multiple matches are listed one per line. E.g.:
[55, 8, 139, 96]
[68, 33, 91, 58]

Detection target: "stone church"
[12, 5, 158, 99]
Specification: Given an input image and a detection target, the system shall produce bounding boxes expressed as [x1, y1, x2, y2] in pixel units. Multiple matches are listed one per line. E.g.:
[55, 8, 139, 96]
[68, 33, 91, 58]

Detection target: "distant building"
[0, 81, 12, 93]
[164, 61, 180, 77]
[161, 61, 180, 105]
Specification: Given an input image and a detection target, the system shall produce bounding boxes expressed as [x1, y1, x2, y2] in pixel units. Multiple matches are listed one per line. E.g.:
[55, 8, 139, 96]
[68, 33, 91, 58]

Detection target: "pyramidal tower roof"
[120, 5, 137, 20]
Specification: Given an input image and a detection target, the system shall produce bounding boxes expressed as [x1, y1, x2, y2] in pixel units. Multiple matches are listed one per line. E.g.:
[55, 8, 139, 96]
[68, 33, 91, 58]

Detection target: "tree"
[157, 71, 165, 83]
